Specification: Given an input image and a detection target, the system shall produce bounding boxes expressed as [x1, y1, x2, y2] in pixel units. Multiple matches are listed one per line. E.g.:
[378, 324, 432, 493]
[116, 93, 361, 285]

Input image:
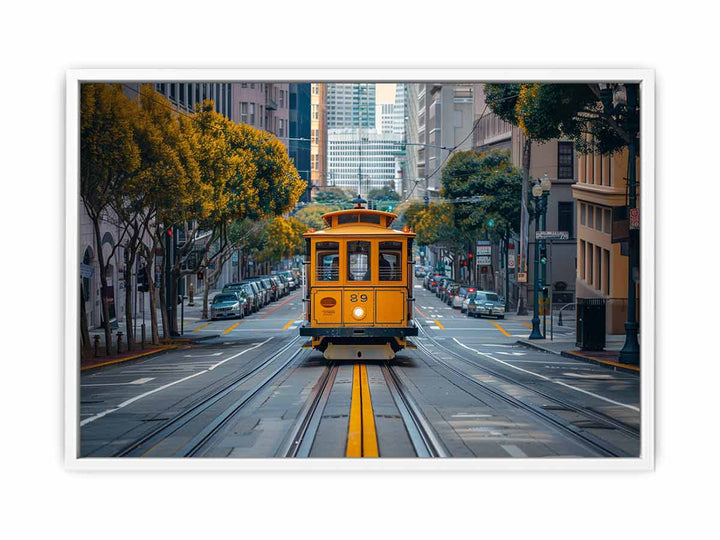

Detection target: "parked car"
[276, 274, 292, 295]
[437, 277, 455, 299]
[258, 277, 278, 302]
[414, 265, 427, 278]
[453, 285, 477, 311]
[210, 292, 247, 320]
[466, 291, 506, 319]
[222, 282, 259, 313]
[276, 270, 297, 290]
[248, 278, 269, 307]
[425, 272, 444, 291]
[444, 283, 461, 305]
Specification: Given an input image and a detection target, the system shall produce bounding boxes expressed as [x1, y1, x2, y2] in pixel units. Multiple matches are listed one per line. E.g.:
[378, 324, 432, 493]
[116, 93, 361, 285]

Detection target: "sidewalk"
[503, 311, 640, 374]
[85, 290, 223, 365]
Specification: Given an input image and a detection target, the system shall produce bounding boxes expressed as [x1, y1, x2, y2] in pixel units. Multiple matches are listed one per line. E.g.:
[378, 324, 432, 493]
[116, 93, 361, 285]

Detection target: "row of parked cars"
[209, 269, 301, 320]
[421, 271, 506, 319]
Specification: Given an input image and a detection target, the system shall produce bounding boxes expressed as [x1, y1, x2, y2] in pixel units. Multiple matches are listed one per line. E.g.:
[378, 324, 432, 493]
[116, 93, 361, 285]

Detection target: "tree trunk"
[517, 138, 532, 315]
[158, 251, 170, 342]
[202, 280, 210, 320]
[92, 217, 112, 356]
[80, 281, 90, 357]
[123, 248, 136, 351]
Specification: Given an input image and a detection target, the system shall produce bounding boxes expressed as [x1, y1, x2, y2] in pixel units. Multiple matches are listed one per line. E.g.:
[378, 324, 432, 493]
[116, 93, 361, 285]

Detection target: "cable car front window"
[316, 242, 339, 281]
[347, 241, 371, 281]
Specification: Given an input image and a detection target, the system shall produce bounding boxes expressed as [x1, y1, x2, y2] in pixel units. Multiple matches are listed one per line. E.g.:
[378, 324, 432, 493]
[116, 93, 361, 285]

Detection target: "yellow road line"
[491, 321, 510, 337]
[222, 322, 241, 335]
[193, 322, 210, 333]
[346, 364, 363, 457]
[432, 319, 445, 329]
[281, 317, 298, 330]
[521, 321, 533, 329]
[360, 365, 378, 457]
[569, 351, 641, 372]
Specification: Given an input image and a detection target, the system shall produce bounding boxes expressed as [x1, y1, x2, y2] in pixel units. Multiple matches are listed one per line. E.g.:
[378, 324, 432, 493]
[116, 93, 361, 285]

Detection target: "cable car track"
[414, 324, 637, 457]
[115, 336, 305, 457]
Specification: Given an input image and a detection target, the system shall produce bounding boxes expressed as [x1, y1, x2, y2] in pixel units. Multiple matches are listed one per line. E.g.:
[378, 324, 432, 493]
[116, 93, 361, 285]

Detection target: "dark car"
[247, 279, 269, 307]
[256, 277, 277, 302]
[466, 291, 506, 319]
[223, 282, 261, 313]
[425, 272, 444, 291]
[436, 277, 455, 299]
[210, 292, 247, 320]
[414, 265, 427, 278]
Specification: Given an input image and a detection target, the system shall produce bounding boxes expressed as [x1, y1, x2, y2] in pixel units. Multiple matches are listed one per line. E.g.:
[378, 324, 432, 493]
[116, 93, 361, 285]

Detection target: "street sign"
[477, 255, 491, 265]
[476, 240, 491, 257]
[518, 272, 528, 283]
[508, 252, 516, 269]
[535, 231, 569, 240]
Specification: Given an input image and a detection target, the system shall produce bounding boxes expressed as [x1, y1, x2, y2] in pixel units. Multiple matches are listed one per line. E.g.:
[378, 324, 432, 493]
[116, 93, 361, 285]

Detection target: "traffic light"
[137, 267, 149, 292]
[539, 245, 548, 265]
[480, 266, 488, 274]
[387, 204, 394, 212]
[197, 271, 204, 280]
[487, 218, 495, 228]
[468, 252, 473, 260]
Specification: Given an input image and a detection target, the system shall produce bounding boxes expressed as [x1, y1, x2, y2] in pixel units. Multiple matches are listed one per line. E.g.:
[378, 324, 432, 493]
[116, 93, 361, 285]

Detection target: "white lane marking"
[495, 351, 527, 356]
[452, 413, 492, 418]
[563, 372, 615, 380]
[502, 444, 528, 458]
[414, 285, 422, 288]
[80, 370, 207, 426]
[430, 326, 440, 330]
[452, 338, 640, 412]
[81, 377, 155, 388]
[481, 344, 514, 347]
[208, 337, 273, 371]
[183, 352, 222, 358]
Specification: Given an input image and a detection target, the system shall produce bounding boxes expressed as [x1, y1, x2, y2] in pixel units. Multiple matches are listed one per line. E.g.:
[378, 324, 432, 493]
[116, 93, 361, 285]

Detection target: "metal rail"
[382, 365, 449, 458]
[116, 335, 304, 457]
[414, 325, 636, 457]
[278, 364, 338, 458]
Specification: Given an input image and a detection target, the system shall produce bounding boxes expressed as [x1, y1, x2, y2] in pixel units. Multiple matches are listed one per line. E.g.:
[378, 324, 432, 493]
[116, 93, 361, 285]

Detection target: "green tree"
[314, 187, 353, 206]
[293, 203, 339, 230]
[80, 83, 142, 354]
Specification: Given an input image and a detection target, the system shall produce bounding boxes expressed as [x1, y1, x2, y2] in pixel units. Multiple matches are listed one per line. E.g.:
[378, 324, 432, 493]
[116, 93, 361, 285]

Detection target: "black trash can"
[576, 298, 606, 351]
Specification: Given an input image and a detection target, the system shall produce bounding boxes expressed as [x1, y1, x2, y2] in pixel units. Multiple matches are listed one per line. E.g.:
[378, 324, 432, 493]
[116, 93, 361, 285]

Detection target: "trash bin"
[576, 298, 606, 351]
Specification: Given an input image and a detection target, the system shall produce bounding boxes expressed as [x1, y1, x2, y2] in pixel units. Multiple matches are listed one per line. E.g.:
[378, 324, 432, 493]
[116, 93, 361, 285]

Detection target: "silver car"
[210, 292, 246, 320]
[466, 291, 506, 319]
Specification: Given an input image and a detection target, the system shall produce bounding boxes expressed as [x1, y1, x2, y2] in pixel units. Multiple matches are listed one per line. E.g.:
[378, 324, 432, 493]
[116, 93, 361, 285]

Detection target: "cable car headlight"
[352, 306, 366, 320]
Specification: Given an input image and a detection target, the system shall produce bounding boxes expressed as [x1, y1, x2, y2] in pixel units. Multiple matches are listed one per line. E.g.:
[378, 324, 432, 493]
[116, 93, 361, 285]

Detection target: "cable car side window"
[316, 242, 339, 281]
[347, 241, 371, 281]
[379, 241, 403, 281]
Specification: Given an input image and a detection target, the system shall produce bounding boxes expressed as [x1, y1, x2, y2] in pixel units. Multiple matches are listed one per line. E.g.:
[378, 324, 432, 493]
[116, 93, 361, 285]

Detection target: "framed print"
[65, 68, 654, 471]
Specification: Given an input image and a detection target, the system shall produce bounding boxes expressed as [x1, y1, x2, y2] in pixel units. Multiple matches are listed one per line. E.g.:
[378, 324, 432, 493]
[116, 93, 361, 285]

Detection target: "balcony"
[266, 99, 278, 111]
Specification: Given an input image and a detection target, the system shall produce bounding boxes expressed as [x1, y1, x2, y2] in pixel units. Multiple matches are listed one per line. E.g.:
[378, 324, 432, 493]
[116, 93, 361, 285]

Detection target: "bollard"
[93, 335, 100, 357]
[116, 332, 123, 355]
[141, 323, 146, 350]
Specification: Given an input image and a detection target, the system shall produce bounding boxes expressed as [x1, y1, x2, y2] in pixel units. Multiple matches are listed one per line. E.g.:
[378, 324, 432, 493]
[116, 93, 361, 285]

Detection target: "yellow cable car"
[299, 197, 417, 360]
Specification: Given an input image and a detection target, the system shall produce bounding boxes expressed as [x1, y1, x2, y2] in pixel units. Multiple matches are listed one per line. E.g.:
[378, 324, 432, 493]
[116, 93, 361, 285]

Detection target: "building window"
[587, 205, 594, 229]
[603, 209, 612, 234]
[595, 245, 602, 290]
[558, 202, 574, 238]
[558, 142, 574, 179]
[249, 103, 255, 125]
[587, 242, 593, 285]
[603, 249, 611, 295]
[579, 240, 586, 280]
[240, 102, 248, 124]
[311, 129, 319, 145]
[595, 205, 603, 230]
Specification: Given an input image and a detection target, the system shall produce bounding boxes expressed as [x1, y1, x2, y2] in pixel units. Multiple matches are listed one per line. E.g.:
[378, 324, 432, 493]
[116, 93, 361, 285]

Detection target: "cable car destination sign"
[535, 231, 569, 240]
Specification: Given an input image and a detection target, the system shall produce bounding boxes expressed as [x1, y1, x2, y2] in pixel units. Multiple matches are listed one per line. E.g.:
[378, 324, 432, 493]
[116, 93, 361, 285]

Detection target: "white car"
[453, 286, 477, 310]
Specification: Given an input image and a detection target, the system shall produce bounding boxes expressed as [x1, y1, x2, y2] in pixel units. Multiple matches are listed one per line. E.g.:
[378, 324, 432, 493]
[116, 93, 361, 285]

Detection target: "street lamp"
[529, 181, 544, 339]
[540, 173, 551, 336]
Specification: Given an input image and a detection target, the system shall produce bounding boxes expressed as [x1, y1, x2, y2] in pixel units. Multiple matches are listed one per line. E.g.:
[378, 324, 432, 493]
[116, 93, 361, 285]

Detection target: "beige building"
[310, 83, 327, 191]
[572, 149, 638, 334]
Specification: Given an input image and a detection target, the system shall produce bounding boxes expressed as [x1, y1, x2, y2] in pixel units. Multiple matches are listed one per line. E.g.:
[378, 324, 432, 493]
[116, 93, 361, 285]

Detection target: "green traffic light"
[487, 219, 495, 227]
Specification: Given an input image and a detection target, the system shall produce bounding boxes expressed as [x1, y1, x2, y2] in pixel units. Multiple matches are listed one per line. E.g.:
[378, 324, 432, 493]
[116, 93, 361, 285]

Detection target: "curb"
[81, 345, 177, 371]
[516, 340, 640, 375]
[560, 350, 640, 374]
[170, 334, 221, 344]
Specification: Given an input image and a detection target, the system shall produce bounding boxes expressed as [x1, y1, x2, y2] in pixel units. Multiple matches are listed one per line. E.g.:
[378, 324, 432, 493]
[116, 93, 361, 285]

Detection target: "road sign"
[477, 255, 491, 265]
[518, 272, 528, 283]
[508, 252, 516, 269]
[476, 240, 491, 257]
[629, 207, 640, 230]
[535, 231, 569, 240]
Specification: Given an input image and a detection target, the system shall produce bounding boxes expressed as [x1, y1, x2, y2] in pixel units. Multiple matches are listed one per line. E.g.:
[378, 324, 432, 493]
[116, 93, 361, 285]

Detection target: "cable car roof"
[320, 208, 397, 227]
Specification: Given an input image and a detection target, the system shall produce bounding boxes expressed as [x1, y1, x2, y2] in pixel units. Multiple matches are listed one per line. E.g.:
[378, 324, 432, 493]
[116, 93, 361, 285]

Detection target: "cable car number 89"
[350, 294, 368, 302]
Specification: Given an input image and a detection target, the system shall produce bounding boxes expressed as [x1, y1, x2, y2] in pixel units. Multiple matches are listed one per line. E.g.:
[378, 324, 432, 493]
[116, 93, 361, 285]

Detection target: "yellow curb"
[81, 345, 177, 371]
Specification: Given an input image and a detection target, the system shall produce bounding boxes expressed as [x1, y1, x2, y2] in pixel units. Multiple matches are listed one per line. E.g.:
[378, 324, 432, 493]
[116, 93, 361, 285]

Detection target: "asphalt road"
[79, 281, 640, 458]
